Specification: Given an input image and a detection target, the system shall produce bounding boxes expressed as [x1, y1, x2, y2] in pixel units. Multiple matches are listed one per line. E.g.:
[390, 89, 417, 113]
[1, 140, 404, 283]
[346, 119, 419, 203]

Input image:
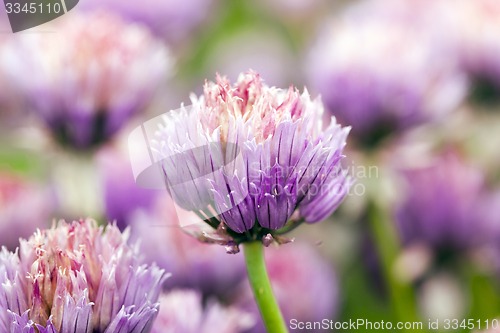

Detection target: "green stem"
[275, 218, 304, 235]
[463, 261, 500, 321]
[367, 201, 419, 332]
[52, 150, 103, 218]
[243, 242, 288, 333]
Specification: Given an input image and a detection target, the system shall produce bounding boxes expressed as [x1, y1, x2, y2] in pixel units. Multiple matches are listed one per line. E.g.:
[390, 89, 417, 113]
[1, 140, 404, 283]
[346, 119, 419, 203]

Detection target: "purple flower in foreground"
[152, 71, 351, 251]
[395, 151, 496, 252]
[3, 12, 171, 150]
[0, 173, 54, 250]
[232, 243, 338, 333]
[151, 290, 254, 333]
[0, 219, 166, 333]
[307, 4, 466, 145]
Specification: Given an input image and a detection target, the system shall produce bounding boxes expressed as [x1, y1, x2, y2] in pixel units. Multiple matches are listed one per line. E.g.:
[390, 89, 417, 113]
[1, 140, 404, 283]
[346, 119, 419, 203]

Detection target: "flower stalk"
[243, 241, 288, 333]
[52, 150, 103, 218]
[367, 200, 419, 333]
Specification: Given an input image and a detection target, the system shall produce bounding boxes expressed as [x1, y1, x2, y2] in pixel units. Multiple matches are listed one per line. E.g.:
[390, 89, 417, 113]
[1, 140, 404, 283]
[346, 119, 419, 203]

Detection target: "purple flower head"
[3, 12, 171, 150]
[151, 290, 255, 333]
[152, 71, 351, 251]
[307, 3, 467, 145]
[0, 173, 55, 250]
[77, 0, 214, 44]
[395, 151, 496, 253]
[0, 219, 167, 333]
[232, 242, 338, 332]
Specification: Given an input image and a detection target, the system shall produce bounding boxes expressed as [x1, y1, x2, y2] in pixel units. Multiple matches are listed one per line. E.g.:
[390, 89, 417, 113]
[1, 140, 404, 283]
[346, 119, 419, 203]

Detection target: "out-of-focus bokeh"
[1, 0, 500, 332]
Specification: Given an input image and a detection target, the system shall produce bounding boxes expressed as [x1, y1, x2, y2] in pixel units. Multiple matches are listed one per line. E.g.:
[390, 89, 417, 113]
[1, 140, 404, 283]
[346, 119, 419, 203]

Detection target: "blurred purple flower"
[307, 4, 467, 145]
[3, 12, 171, 150]
[98, 145, 157, 230]
[151, 289, 254, 333]
[0, 173, 54, 250]
[0, 219, 166, 333]
[232, 242, 338, 333]
[152, 71, 351, 251]
[77, 0, 214, 44]
[395, 151, 496, 252]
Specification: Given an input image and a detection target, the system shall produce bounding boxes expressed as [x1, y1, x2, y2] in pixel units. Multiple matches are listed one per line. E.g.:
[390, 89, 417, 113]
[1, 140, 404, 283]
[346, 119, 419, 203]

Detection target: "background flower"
[394, 150, 497, 253]
[2, 12, 171, 150]
[307, 3, 467, 145]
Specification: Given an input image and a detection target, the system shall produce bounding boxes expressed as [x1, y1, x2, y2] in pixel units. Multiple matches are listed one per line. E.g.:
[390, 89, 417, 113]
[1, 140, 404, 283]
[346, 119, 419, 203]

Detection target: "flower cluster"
[152, 71, 351, 250]
[0, 219, 166, 333]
